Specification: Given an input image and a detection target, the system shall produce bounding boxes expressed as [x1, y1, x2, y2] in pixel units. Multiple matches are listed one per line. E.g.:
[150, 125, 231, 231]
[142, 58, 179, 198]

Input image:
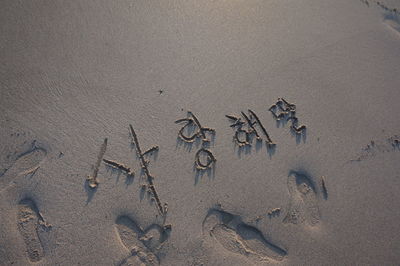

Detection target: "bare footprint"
[1, 143, 47, 192]
[115, 216, 170, 265]
[203, 209, 287, 262]
[17, 198, 49, 263]
[283, 171, 321, 226]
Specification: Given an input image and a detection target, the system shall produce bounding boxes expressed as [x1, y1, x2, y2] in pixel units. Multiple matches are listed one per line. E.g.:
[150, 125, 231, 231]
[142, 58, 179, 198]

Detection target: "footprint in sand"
[17, 198, 50, 263]
[0, 142, 47, 192]
[115, 216, 170, 266]
[202, 208, 287, 263]
[283, 171, 321, 226]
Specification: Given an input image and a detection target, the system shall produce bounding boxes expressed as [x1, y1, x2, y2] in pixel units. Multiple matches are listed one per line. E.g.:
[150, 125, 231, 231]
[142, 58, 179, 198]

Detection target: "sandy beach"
[1, 0, 400, 265]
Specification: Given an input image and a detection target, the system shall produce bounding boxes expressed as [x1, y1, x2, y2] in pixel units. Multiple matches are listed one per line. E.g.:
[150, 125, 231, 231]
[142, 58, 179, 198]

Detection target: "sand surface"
[1, 0, 400, 265]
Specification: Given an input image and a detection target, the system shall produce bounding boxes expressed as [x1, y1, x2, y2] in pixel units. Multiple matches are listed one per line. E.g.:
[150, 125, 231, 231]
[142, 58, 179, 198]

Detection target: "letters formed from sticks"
[269, 97, 296, 121]
[103, 159, 135, 177]
[129, 124, 166, 216]
[226, 110, 275, 148]
[195, 148, 217, 170]
[269, 98, 306, 135]
[87, 138, 108, 188]
[175, 111, 215, 143]
[287, 117, 306, 134]
[176, 111, 216, 170]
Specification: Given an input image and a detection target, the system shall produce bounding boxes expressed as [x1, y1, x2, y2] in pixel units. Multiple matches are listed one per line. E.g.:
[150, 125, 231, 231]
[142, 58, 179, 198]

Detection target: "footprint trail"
[203, 209, 287, 262]
[17, 198, 49, 263]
